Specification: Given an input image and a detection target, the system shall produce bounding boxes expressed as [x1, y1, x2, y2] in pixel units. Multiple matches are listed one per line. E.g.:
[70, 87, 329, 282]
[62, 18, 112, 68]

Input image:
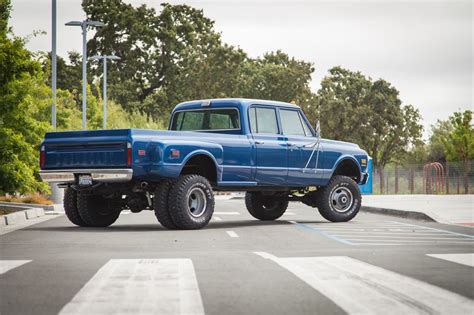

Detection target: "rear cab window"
[170, 108, 240, 132]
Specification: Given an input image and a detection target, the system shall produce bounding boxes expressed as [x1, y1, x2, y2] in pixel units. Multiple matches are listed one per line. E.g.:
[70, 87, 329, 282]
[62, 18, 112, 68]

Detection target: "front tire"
[245, 192, 288, 220]
[63, 188, 89, 226]
[77, 193, 121, 227]
[315, 175, 361, 222]
[168, 175, 214, 229]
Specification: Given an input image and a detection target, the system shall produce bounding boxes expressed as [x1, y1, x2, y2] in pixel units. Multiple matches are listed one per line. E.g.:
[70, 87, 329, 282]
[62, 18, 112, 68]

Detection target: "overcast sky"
[10, 0, 473, 137]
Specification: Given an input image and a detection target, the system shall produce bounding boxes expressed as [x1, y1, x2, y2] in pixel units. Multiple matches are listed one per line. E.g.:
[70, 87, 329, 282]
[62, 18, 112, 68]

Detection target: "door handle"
[255, 140, 265, 145]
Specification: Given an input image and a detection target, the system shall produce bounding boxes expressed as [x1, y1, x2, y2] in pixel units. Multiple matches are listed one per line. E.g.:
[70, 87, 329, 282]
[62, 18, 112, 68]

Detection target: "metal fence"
[372, 160, 474, 195]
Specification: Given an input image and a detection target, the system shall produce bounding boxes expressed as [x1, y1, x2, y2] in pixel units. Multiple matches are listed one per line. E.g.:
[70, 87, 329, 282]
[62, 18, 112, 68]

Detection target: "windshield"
[170, 108, 240, 131]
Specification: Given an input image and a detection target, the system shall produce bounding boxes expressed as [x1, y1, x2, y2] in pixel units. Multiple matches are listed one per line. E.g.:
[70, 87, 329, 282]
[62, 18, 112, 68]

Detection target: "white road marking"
[284, 212, 296, 215]
[390, 221, 474, 239]
[254, 252, 474, 314]
[0, 260, 32, 275]
[427, 253, 474, 267]
[213, 212, 240, 215]
[347, 239, 472, 243]
[121, 210, 132, 215]
[213, 216, 222, 221]
[226, 231, 239, 238]
[287, 220, 297, 224]
[59, 259, 204, 315]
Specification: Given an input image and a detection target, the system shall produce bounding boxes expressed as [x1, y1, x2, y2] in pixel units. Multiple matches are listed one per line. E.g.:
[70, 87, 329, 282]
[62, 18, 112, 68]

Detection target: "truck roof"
[172, 98, 301, 112]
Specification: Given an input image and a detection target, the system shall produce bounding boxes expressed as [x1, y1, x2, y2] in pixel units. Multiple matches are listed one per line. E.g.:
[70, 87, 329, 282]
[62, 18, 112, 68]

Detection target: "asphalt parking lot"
[1, 198, 473, 314]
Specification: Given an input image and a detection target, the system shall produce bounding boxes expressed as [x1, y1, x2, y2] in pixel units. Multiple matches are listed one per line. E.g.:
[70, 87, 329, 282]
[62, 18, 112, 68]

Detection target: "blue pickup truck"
[39, 98, 369, 229]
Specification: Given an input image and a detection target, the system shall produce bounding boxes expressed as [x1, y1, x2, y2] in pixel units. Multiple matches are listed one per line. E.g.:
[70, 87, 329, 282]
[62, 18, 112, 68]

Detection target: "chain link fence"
[372, 160, 473, 194]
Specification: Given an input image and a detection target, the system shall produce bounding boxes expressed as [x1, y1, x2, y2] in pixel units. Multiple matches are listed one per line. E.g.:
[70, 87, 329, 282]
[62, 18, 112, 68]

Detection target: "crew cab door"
[249, 106, 288, 185]
[278, 108, 325, 186]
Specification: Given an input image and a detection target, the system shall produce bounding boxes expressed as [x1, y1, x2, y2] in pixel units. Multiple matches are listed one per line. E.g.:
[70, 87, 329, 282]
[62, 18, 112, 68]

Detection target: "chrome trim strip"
[39, 169, 133, 183]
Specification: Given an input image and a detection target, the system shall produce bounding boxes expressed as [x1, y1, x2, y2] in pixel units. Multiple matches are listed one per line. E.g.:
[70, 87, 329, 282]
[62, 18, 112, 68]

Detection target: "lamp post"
[88, 55, 121, 129]
[65, 19, 105, 130]
[51, 0, 57, 129]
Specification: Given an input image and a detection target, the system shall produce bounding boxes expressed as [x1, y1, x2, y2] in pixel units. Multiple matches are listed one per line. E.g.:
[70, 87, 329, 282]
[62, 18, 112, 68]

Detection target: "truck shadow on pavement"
[27, 219, 330, 233]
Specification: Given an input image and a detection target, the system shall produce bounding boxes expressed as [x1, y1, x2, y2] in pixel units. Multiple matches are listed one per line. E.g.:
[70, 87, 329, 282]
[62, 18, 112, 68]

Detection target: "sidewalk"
[362, 194, 474, 226]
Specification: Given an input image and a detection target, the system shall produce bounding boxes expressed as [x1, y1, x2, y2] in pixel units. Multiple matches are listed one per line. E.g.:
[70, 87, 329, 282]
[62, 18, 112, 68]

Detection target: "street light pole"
[65, 19, 105, 130]
[81, 23, 87, 130]
[51, 0, 56, 129]
[89, 55, 120, 129]
[103, 57, 107, 129]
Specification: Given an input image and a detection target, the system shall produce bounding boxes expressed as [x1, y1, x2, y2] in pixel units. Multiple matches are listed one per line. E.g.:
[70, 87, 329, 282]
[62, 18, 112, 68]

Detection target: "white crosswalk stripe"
[291, 220, 474, 245]
[59, 259, 204, 315]
[254, 252, 474, 314]
[0, 260, 31, 275]
[427, 253, 474, 267]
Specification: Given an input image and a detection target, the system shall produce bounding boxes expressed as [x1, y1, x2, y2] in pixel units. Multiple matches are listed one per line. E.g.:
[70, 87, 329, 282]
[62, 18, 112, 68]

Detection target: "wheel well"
[333, 159, 360, 182]
[180, 154, 218, 184]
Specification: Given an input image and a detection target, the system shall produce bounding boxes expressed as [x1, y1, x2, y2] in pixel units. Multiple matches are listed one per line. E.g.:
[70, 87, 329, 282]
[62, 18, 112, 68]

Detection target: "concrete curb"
[0, 201, 61, 212]
[361, 206, 436, 222]
[1, 206, 46, 227]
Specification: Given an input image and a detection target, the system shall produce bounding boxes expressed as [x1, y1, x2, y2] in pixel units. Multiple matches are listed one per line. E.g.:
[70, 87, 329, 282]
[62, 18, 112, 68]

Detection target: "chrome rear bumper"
[39, 169, 133, 183]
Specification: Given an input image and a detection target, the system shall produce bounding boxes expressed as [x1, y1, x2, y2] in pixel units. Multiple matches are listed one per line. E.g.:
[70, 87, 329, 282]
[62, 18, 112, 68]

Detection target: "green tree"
[0, 0, 11, 35]
[0, 21, 51, 193]
[83, 0, 219, 116]
[439, 110, 473, 193]
[40, 51, 83, 106]
[427, 119, 453, 162]
[316, 67, 423, 192]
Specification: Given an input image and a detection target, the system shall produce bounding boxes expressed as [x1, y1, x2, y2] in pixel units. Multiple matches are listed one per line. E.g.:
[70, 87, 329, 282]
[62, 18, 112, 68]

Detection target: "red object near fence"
[423, 162, 445, 194]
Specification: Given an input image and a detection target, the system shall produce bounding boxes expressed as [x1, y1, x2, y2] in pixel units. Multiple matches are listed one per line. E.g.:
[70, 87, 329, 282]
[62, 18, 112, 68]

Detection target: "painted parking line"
[214, 212, 240, 215]
[427, 253, 474, 267]
[226, 231, 239, 238]
[290, 220, 474, 246]
[213, 216, 222, 221]
[0, 260, 32, 275]
[59, 259, 204, 315]
[254, 252, 474, 314]
[284, 212, 296, 215]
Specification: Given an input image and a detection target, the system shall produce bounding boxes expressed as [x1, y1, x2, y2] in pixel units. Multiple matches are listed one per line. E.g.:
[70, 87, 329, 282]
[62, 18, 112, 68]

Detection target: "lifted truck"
[39, 98, 369, 229]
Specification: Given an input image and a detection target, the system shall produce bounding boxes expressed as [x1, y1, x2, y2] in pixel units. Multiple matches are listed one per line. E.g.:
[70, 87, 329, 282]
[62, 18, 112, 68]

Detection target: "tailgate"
[41, 129, 131, 169]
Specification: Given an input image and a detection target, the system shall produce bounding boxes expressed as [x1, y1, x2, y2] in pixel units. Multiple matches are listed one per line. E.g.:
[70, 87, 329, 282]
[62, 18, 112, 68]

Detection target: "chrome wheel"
[187, 187, 207, 217]
[330, 186, 353, 213]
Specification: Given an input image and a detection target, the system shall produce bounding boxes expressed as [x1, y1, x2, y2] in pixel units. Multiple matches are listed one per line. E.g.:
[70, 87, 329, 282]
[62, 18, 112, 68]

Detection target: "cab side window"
[280, 109, 307, 136]
[249, 107, 279, 134]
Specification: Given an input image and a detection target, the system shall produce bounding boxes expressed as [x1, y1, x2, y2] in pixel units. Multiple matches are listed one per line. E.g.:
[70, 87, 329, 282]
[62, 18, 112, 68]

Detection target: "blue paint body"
[41, 99, 369, 188]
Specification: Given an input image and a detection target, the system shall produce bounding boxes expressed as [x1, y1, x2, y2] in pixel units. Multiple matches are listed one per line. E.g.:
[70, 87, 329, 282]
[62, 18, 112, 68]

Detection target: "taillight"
[40, 145, 45, 169]
[127, 142, 132, 167]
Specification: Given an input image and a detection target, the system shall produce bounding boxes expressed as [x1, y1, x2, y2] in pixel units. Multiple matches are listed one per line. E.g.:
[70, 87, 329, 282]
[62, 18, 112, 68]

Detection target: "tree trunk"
[463, 158, 469, 194]
[379, 166, 384, 194]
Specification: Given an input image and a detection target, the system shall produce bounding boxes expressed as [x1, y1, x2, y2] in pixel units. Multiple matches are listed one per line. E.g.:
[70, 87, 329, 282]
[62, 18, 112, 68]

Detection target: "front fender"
[330, 155, 364, 182]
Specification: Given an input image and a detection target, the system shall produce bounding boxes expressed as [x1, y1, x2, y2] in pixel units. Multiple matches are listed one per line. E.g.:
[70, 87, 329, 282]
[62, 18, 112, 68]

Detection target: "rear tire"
[245, 192, 288, 220]
[154, 180, 178, 229]
[77, 193, 121, 227]
[63, 188, 89, 226]
[315, 175, 361, 222]
[168, 175, 214, 229]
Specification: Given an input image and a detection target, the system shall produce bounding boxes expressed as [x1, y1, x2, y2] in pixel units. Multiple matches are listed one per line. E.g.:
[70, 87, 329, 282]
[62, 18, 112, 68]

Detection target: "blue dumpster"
[359, 157, 373, 194]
